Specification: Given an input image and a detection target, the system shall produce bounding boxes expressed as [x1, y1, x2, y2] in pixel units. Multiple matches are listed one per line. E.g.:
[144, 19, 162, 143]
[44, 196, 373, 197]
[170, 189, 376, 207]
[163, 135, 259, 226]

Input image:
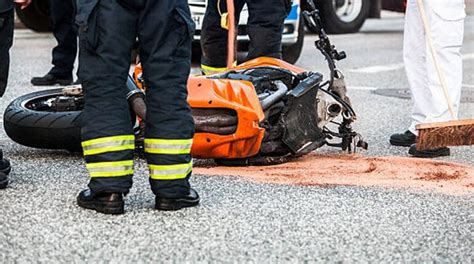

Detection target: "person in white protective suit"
[389, 0, 466, 158]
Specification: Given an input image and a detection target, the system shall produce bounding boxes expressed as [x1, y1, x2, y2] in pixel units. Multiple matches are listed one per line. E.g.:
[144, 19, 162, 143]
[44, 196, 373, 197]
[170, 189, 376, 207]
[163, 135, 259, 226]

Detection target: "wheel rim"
[332, 0, 363, 23]
[22, 92, 82, 112]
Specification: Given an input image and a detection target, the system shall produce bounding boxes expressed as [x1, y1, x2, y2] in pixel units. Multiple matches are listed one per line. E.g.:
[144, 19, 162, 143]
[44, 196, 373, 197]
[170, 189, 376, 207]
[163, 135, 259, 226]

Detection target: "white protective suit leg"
[405, 0, 465, 135]
[404, 0, 429, 135]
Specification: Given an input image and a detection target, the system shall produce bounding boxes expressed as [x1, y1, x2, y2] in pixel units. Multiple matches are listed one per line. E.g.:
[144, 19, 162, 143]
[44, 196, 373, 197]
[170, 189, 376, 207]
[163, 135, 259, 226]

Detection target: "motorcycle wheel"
[3, 89, 82, 151]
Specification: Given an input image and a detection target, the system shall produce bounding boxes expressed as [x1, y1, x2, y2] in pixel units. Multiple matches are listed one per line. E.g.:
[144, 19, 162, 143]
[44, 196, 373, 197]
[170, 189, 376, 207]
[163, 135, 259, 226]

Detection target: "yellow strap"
[221, 12, 229, 29]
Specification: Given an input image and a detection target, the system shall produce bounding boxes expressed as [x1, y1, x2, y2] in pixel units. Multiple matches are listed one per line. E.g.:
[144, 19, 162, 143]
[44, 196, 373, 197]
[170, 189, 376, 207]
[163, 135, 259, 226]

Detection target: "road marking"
[346, 84, 473, 91]
[349, 53, 474, 74]
[349, 63, 404, 74]
[462, 53, 474, 60]
[347, 86, 378, 91]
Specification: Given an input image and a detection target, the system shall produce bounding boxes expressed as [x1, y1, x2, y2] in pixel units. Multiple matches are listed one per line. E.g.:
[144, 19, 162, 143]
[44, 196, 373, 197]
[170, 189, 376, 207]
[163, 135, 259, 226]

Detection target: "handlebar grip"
[336, 51, 347, 61]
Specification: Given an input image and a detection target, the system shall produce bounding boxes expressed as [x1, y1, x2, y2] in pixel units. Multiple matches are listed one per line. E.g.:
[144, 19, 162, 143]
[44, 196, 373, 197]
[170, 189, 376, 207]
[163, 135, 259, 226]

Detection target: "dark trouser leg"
[200, 0, 245, 71]
[49, 0, 77, 78]
[0, 10, 13, 188]
[78, 0, 137, 194]
[0, 9, 13, 97]
[138, 0, 195, 198]
[246, 0, 288, 60]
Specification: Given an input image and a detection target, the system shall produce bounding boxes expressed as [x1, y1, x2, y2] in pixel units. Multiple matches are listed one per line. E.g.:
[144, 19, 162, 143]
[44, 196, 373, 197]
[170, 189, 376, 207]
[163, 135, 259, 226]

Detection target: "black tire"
[313, 0, 371, 34]
[15, 0, 52, 32]
[3, 89, 82, 151]
[282, 14, 305, 64]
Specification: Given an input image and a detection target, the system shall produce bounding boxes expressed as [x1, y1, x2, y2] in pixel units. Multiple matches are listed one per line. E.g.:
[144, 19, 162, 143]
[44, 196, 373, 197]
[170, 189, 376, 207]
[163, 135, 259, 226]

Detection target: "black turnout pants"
[0, 9, 13, 97]
[76, 0, 195, 198]
[200, 0, 290, 70]
[0, 9, 13, 163]
[49, 0, 77, 79]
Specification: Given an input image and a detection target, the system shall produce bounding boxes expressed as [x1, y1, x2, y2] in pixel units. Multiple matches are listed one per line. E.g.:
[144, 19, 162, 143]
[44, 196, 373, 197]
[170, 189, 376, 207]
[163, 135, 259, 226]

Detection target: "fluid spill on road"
[194, 153, 474, 195]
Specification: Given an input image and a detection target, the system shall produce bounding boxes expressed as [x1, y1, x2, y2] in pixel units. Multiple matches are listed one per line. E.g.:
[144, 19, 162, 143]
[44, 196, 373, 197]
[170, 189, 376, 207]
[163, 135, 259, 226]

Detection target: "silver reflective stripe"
[149, 161, 193, 180]
[83, 140, 135, 151]
[144, 143, 192, 151]
[81, 135, 135, 156]
[88, 166, 134, 173]
[144, 139, 193, 155]
[86, 160, 134, 177]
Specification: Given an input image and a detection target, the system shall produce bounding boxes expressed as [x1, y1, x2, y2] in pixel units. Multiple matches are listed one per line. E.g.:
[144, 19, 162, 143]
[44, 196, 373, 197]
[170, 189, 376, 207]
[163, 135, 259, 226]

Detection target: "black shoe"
[0, 150, 11, 176]
[31, 73, 73, 86]
[77, 189, 125, 215]
[390, 130, 417, 147]
[408, 144, 450, 158]
[0, 172, 7, 189]
[155, 188, 200, 211]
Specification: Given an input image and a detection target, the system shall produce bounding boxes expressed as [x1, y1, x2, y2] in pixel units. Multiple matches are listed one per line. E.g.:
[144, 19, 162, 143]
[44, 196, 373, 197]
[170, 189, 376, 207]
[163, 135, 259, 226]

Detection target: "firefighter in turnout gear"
[200, 0, 291, 74]
[75, 0, 199, 214]
[30, 0, 78, 86]
[1, 0, 31, 189]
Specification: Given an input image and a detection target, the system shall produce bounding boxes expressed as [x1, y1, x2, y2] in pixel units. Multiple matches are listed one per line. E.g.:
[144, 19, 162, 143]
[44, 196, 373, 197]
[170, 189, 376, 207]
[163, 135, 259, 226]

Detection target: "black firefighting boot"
[390, 130, 417, 147]
[408, 144, 450, 158]
[155, 188, 200, 211]
[0, 172, 7, 189]
[77, 189, 125, 215]
[31, 73, 73, 86]
[0, 150, 11, 189]
[0, 149, 11, 176]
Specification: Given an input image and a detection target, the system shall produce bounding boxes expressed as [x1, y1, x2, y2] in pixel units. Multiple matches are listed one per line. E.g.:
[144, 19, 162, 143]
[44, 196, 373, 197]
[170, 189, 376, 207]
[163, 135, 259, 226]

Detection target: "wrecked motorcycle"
[3, 6, 367, 165]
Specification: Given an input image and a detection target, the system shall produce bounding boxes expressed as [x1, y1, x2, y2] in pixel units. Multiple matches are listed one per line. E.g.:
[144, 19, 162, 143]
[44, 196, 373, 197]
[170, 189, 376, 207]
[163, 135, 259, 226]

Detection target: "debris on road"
[195, 153, 474, 195]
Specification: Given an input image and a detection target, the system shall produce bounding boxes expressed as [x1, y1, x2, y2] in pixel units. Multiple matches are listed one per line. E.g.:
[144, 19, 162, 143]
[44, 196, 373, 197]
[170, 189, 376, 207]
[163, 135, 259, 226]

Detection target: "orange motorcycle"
[3, 6, 367, 165]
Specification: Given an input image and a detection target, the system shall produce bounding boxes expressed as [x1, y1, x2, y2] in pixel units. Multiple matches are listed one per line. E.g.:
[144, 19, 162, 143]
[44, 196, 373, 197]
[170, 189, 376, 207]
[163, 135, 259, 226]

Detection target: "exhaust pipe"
[326, 103, 342, 117]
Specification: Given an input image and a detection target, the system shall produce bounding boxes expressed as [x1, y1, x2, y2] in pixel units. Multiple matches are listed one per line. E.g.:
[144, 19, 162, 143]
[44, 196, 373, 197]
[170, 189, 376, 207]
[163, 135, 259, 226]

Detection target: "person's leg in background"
[0, 8, 14, 189]
[139, 0, 199, 210]
[0, 8, 13, 97]
[200, 0, 245, 74]
[246, 0, 289, 61]
[389, 0, 427, 147]
[423, 6, 464, 124]
[407, 0, 465, 157]
[76, 0, 138, 214]
[31, 0, 77, 86]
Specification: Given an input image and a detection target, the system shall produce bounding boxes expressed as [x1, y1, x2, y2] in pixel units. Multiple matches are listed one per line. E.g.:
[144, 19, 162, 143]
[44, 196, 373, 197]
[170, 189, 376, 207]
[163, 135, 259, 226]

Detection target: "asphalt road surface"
[1, 13, 473, 262]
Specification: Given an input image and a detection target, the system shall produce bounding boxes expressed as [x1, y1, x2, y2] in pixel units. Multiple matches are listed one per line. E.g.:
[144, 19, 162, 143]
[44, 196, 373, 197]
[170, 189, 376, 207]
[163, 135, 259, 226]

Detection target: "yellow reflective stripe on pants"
[200, 63, 235, 75]
[149, 161, 193, 180]
[86, 160, 134, 177]
[144, 138, 193, 155]
[82, 135, 135, 156]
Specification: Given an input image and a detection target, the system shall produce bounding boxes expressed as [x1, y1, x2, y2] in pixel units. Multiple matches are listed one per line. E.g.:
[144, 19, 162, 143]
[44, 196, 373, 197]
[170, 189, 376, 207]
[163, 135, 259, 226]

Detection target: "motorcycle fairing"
[187, 77, 265, 159]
